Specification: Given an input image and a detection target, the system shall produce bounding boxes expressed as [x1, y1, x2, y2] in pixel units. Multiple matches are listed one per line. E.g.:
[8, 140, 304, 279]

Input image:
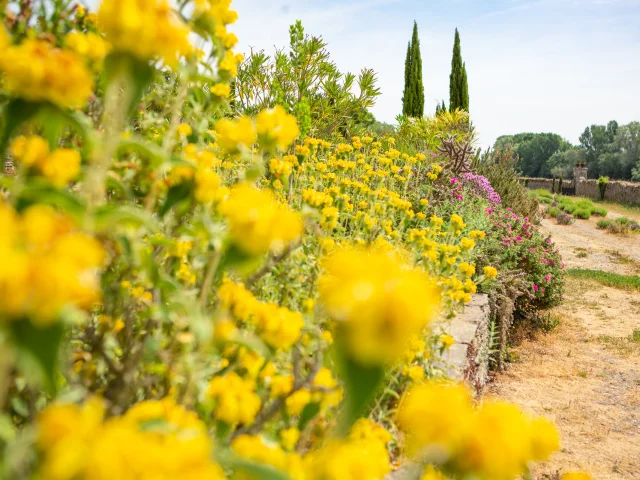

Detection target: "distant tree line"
[494, 121, 640, 181]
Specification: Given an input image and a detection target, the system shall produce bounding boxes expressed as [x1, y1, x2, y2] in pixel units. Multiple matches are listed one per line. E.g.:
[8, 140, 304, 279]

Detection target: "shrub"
[556, 213, 575, 225]
[561, 203, 577, 214]
[615, 217, 629, 225]
[546, 206, 560, 217]
[629, 220, 640, 232]
[597, 219, 613, 229]
[573, 208, 591, 220]
[575, 199, 594, 210]
[592, 207, 608, 217]
[598, 176, 609, 200]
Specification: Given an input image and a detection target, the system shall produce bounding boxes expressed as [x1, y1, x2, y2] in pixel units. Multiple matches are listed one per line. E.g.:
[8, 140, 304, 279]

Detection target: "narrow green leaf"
[159, 180, 194, 217]
[15, 182, 87, 218]
[216, 450, 289, 480]
[298, 402, 321, 431]
[0, 99, 41, 155]
[9, 320, 65, 394]
[117, 136, 166, 167]
[94, 205, 160, 232]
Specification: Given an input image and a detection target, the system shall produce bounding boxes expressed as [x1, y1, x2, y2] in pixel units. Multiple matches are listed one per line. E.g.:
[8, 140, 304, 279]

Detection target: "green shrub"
[574, 208, 591, 220]
[575, 199, 594, 209]
[629, 220, 640, 232]
[546, 206, 560, 217]
[615, 217, 629, 225]
[597, 219, 612, 229]
[592, 207, 608, 217]
[561, 203, 577, 214]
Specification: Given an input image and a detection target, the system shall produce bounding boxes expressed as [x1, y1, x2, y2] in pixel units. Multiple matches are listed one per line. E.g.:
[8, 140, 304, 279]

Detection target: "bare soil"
[488, 209, 640, 479]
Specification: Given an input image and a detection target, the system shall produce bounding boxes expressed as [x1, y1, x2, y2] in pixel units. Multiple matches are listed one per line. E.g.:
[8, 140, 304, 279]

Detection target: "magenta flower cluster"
[450, 174, 502, 204]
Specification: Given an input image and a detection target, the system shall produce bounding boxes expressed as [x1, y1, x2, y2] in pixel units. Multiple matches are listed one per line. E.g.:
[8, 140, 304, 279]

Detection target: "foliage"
[402, 21, 424, 118]
[395, 108, 473, 154]
[597, 175, 609, 200]
[449, 29, 468, 112]
[475, 146, 540, 221]
[234, 20, 381, 138]
[546, 206, 560, 217]
[494, 132, 570, 178]
[596, 219, 612, 229]
[573, 208, 591, 219]
[556, 213, 574, 225]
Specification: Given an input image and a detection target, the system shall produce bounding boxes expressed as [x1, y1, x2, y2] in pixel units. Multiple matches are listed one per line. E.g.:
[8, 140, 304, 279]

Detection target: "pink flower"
[450, 177, 459, 184]
[456, 195, 463, 200]
[545, 275, 551, 282]
[533, 284, 539, 292]
[546, 238, 552, 244]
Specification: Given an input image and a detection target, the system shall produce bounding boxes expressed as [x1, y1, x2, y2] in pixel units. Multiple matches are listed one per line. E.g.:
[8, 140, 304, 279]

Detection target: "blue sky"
[231, 0, 640, 148]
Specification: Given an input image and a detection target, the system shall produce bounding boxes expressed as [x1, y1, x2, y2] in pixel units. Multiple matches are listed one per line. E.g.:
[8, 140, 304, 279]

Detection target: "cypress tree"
[401, 21, 425, 117]
[449, 28, 465, 112]
[461, 62, 469, 112]
[408, 21, 424, 117]
[401, 42, 412, 116]
[435, 103, 441, 115]
[441, 99, 446, 113]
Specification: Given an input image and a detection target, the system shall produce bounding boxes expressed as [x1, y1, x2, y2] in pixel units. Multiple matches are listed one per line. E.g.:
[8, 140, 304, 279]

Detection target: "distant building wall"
[520, 176, 640, 204]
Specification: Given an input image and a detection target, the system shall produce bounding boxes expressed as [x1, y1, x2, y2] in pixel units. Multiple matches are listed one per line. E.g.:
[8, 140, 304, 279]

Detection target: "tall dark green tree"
[449, 28, 469, 112]
[402, 21, 424, 117]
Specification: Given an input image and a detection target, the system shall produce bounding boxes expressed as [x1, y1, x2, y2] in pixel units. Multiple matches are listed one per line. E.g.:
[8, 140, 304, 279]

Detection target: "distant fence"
[520, 177, 640, 204]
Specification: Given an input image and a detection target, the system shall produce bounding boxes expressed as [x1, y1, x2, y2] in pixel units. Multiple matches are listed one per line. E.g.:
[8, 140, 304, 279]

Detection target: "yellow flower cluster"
[218, 278, 304, 349]
[214, 115, 257, 153]
[97, 0, 192, 65]
[0, 202, 104, 325]
[319, 246, 441, 365]
[11, 136, 81, 187]
[256, 106, 301, 150]
[232, 434, 305, 479]
[207, 372, 261, 425]
[65, 31, 111, 64]
[220, 183, 304, 256]
[483, 265, 498, 279]
[0, 40, 93, 108]
[396, 382, 560, 480]
[37, 397, 225, 480]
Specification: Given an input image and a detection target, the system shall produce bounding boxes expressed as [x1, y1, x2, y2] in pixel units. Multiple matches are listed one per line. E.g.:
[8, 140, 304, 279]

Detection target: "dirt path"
[488, 214, 640, 479]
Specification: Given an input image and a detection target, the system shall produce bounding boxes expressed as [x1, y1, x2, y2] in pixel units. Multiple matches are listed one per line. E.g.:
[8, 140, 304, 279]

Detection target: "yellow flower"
[0, 40, 93, 108]
[256, 106, 300, 150]
[319, 246, 441, 365]
[40, 148, 82, 187]
[220, 183, 304, 256]
[530, 416, 560, 461]
[65, 31, 110, 63]
[270, 374, 294, 398]
[210, 82, 231, 98]
[252, 303, 304, 350]
[459, 237, 475, 251]
[232, 434, 303, 479]
[450, 213, 466, 229]
[207, 372, 261, 425]
[458, 262, 475, 277]
[421, 465, 449, 480]
[113, 318, 126, 333]
[469, 230, 486, 240]
[214, 115, 257, 153]
[407, 365, 425, 382]
[280, 428, 301, 451]
[483, 266, 498, 278]
[439, 334, 455, 349]
[561, 473, 592, 480]
[302, 298, 315, 313]
[98, 0, 191, 65]
[194, 168, 222, 204]
[349, 418, 392, 445]
[219, 49, 241, 77]
[304, 438, 390, 480]
[396, 382, 473, 457]
[285, 388, 311, 416]
[176, 123, 192, 136]
[10, 136, 49, 167]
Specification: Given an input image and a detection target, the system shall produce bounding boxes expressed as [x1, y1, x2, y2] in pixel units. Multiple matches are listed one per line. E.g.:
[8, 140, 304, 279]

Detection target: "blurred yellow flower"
[319, 246, 440, 365]
[256, 106, 300, 150]
[207, 372, 261, 425]
[0, 40, 93, 108]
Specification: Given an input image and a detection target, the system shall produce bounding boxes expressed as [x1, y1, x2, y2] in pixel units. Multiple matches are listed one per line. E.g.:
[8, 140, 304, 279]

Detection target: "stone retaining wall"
[441, 294, 491, 394]
[521, 177, 640, 204]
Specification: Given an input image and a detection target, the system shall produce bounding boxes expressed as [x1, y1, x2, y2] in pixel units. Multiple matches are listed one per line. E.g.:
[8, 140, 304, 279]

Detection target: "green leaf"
[0, 99, 41, 155]
[9, 320, 65, 394]
[216, 451, 289, 480]
[15, 182, 87, 219]
[117, 136, 166, 167]
[298, 402, 321, 431]
[103, 53, 155, 114]
[55, 109, 96, 155]
[94, 205, 160, 232]
[159, 180, 194, 217]
[336, 350, 385, 436]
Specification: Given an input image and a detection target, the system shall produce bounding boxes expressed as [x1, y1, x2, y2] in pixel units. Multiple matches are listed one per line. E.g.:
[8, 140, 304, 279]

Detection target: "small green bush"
[592, 207, 608, 217]
[574, 208, 591, 220]
[562, 203, 577, 214]
[546, 206, 560, 217]
[615, 217, 629, 225]
[629, 220, 640, 232]
[575, 199, 594, 209]
[597, 219, 612, 229]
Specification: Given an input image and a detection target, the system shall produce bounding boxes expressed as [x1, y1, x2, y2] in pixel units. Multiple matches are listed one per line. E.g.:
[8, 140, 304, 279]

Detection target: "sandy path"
[488, 212, 640, 479]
